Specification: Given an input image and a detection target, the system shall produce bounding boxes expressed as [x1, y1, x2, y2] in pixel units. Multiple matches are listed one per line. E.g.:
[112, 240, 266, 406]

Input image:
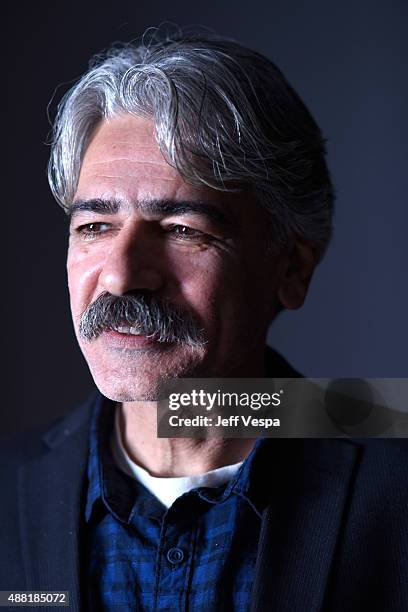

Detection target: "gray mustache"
[79, 292, 206, 347]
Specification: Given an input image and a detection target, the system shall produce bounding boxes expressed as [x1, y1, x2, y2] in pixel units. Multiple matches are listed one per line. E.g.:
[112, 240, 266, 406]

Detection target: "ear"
[277, 238, 319, 310]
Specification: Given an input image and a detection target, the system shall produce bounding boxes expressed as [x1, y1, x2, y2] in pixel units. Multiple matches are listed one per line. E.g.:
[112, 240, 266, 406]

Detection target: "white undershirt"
[110, 405, 243, 509]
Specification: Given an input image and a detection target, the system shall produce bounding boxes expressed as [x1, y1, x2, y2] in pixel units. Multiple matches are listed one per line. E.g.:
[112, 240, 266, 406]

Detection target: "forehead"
[75, 114, 271, 233]
[77, 114, 181, 189]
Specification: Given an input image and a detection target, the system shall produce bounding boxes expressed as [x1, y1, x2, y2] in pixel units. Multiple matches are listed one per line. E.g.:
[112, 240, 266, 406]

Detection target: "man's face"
[67, 114, 289, 401]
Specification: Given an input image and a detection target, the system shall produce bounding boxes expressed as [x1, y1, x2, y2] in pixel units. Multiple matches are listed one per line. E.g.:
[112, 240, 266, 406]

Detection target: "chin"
[84, 343, 208, 401]
[93, 376, 165, 402]
[87, 363, 175, 401]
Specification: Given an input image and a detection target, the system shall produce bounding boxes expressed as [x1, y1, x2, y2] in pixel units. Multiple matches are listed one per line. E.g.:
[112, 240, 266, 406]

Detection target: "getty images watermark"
[157, 378, 408, 438]
[167, 388, 283, 429]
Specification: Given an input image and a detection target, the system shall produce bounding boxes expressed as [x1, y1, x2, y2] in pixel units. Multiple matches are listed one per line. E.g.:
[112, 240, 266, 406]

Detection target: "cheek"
[169, 250, 228, 298]
[172, 254, 247, 330]
[66, 247, 102, 317]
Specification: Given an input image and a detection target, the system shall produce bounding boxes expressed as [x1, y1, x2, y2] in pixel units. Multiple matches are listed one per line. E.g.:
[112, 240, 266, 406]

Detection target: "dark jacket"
[1, 354, 407, 611]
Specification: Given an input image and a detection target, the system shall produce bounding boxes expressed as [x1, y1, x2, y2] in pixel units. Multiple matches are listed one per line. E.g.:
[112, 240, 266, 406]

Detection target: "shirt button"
[166, 547, 184, 564]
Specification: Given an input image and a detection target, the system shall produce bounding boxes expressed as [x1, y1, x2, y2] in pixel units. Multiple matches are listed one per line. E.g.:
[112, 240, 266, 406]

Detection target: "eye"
[166, 224, 208, 241]
[75, 222, 111, 238]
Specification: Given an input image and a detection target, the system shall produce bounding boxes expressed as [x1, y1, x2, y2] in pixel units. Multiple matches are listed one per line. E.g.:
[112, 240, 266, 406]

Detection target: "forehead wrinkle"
[80, 174, 178, 182]
[83, 159, 172, 168]
[94, 143, 161, 148]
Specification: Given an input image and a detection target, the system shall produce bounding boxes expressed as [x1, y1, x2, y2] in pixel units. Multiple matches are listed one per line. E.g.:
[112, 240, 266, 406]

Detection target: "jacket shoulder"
[0, 391, 97, 466]
[0, 392, 98, 589]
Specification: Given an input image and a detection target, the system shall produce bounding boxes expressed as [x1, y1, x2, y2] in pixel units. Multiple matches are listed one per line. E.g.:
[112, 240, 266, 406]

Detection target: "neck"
[118, 348, 269, 477]
[118, 401, 257, 477]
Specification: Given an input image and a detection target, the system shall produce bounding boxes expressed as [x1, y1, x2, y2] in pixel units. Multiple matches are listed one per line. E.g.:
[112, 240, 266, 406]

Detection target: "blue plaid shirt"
[85, 395, 272, 611]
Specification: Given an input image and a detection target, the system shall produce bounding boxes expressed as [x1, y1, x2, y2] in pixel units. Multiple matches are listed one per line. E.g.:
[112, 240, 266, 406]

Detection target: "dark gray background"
[5, 0, 407, 437]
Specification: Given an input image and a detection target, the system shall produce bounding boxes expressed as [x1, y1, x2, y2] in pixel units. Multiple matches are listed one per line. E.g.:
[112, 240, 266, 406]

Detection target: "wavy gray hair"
[48, 33, 335, 257]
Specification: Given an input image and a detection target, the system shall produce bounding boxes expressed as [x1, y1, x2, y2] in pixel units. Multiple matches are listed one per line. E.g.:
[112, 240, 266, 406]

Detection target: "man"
[1, 33, 407, 611]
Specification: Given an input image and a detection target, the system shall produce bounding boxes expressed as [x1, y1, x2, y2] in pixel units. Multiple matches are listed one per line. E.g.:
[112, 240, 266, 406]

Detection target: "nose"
[99, 221, 165, 296]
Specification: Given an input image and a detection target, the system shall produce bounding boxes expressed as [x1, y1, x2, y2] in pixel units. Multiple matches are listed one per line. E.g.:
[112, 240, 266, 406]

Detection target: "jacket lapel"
[251, 438, 359, 612]
[18, 394, 98, 611]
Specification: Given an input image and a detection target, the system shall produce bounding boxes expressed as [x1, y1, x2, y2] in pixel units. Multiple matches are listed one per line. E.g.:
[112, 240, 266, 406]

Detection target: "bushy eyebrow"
[68, 197, 236, 231]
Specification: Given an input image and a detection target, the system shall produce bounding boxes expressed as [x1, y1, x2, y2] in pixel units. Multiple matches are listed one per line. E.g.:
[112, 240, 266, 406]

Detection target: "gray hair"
[47, 32, 335, 257]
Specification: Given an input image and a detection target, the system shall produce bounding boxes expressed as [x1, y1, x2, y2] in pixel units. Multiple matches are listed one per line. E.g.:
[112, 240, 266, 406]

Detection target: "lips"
[111, 325, 149, 336]
[100, 327, 167, 349]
